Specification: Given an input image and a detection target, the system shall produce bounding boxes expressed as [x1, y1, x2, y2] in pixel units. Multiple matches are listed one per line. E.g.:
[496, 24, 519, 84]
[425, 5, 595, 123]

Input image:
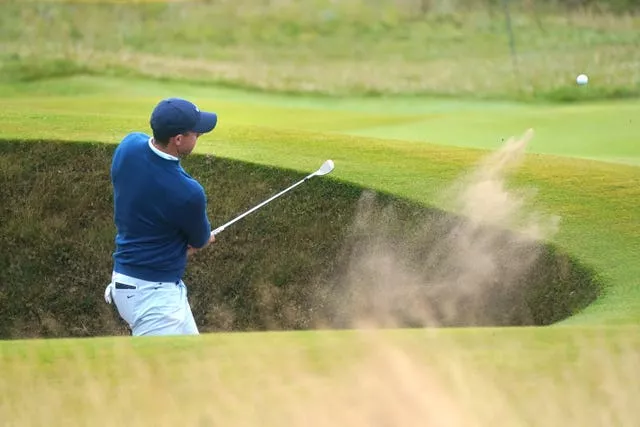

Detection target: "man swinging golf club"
[104, 97, 218, 336]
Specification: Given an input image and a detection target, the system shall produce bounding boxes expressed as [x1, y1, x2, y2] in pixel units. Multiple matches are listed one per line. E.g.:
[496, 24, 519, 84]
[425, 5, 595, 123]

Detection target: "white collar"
[148, 138, 179, 161]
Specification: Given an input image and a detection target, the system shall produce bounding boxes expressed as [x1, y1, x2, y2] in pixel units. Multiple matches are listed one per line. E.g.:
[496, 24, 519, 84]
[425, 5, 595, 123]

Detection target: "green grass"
[1, 0, 639, 99]
[1, 327, 639, 426]
[344, 99, 640, 165]
[1, 76, 639, 164]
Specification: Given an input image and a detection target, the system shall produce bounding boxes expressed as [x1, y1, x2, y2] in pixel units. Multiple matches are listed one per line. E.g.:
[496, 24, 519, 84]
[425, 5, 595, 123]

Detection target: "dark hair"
[152, 134, 171, 147]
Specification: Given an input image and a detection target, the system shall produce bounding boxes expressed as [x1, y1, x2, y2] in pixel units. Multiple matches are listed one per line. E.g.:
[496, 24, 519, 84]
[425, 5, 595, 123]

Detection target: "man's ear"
[173, 134, 183, 147]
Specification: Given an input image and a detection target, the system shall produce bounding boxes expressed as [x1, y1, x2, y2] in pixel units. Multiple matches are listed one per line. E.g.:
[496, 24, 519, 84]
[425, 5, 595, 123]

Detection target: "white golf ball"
[576, 74, 589, 85]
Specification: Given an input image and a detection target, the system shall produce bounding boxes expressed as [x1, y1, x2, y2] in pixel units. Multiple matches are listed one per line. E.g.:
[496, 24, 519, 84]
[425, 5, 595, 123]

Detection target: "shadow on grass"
[0, 139, 601, 339]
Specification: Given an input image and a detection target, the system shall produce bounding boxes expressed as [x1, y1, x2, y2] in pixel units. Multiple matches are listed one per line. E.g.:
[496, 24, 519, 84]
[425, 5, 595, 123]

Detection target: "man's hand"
[206, 231, 216, 246]
[187, 232, 216, 257]
[187, 245, 198, 257]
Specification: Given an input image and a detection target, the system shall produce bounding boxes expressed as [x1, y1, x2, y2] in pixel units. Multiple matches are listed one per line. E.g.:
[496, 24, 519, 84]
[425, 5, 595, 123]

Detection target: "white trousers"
[104, 272, 199, 336]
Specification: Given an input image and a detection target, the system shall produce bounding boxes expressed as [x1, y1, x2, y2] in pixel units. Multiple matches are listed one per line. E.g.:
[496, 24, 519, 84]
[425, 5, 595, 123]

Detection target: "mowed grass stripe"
[345, 101, 640, 165]
[0, 96, 425, 135]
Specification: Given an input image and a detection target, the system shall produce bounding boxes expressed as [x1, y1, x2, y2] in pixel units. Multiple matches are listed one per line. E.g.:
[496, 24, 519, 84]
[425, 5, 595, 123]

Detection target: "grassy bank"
[1, 137, 605, 337]
[1, 0, 639, 99]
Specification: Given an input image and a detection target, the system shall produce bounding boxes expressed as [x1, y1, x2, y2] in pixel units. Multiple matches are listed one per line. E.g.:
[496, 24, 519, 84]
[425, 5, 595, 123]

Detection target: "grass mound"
[0, 139, 600, 338]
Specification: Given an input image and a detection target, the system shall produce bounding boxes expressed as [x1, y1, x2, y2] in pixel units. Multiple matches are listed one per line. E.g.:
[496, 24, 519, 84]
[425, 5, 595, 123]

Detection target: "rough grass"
[1, 0, 639, 99]
[0, 139, 604, 337]
[1, 327, 639, 426]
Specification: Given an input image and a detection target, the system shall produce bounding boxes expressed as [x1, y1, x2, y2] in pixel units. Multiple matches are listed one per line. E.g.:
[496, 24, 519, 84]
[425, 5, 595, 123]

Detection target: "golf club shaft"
[211, 173, 313, 236]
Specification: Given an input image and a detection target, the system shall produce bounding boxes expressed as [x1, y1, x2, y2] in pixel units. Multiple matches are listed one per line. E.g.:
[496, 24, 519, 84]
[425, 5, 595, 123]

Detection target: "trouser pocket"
[112, 282, 139, 326]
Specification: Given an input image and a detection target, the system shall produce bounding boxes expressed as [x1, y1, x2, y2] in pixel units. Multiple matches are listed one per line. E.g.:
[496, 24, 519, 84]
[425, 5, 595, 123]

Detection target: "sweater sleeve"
[177, 188, 212, 249]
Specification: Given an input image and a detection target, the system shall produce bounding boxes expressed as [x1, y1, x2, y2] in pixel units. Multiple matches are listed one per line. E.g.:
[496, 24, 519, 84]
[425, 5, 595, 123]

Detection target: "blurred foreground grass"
[1, 327, 639, 426]
[2, 0, 639, 99]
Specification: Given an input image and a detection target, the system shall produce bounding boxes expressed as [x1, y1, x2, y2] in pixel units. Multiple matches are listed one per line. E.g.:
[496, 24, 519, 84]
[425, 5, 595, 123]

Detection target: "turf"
[1, 76, 639, 163]
[344, 99, 640, 165]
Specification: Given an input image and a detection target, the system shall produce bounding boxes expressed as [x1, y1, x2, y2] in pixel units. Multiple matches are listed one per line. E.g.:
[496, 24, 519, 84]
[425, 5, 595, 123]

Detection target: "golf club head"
[315, 159, 335, 176]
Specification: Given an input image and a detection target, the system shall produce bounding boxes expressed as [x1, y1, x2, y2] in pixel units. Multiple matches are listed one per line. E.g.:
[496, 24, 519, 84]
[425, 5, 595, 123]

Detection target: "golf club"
[211, 159, 335, 236]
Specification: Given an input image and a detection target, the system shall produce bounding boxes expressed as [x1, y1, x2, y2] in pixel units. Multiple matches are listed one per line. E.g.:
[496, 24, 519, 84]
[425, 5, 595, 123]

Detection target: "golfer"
[104, 97, 218, 336]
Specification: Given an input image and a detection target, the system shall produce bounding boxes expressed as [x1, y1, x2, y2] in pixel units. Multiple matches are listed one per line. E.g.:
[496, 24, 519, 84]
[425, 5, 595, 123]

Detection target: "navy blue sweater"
[110, 132, 211, 282]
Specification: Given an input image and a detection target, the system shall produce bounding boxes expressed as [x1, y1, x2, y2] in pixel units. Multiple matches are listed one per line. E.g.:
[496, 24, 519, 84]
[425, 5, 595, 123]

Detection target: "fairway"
[1, 0, 640, 425]
[2, 76, 639, 164]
